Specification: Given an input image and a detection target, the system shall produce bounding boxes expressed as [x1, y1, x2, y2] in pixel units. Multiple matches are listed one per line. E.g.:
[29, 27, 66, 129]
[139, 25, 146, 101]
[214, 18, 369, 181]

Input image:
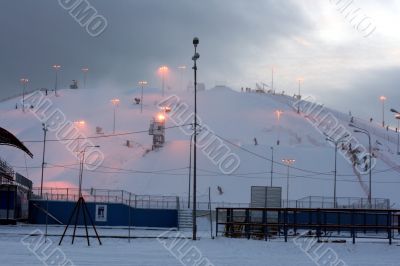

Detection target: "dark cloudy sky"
[1, 0, 399, 124]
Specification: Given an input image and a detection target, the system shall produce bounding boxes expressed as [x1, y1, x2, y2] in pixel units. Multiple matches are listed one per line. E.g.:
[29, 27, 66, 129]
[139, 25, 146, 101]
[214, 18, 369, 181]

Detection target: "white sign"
[95, 205, 107, 222]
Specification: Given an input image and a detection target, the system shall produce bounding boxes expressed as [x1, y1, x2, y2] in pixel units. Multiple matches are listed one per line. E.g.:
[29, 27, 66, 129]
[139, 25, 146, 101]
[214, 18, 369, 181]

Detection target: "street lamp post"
[275, 110, 283, 145]
[188, 132, 195, 208]
[20, 78, 29, 112]
[349, 123, 372, 207]
[111, 98, 120, 134]
[396, 115, 400, 155]
[52, 65, 61, 95]
[81, 68, 89, 89]
[78, 145, 100, 197]
[380, 96, 386, 127]
[282, 159, 295, 207]
[297, 78, 303, 114]
[138, 81, 148, 114]
[178, 66, 186, 91]
[40, 123, 48, 198]
[390, 109, 400, 155]
[324, 133, 349, 208]
[159, 66, 168, 97]
[192, 37, 200, 241]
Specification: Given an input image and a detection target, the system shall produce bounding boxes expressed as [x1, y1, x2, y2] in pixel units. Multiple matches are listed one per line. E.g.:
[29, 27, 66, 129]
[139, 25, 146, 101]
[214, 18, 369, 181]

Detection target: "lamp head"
[193, 37, 199, 47]
[192, 52, 200, 61]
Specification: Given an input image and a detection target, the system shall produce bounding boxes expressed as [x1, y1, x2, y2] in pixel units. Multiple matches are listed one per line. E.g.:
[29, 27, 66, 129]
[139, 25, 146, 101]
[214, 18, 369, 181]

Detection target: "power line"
[21, 124, 191, 143]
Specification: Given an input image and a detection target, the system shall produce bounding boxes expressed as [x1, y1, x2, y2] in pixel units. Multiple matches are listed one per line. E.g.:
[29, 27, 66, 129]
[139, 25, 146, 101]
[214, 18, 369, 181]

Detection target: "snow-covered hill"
[1, 86, 400, 206]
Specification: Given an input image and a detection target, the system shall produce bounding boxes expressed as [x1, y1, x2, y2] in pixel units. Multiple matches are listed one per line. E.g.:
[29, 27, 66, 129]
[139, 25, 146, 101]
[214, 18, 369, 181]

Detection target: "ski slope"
[1, 86, 400, 206]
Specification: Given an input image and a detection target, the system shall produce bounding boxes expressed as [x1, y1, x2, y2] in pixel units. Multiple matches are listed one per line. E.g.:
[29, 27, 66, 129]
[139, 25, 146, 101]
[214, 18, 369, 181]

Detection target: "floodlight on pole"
[40, 123, 48, 198]
[324, 133, 350, 208]
[297, 78, 304, 114]
[275, 110, 283, 145]
[349, 123, 372, 206]
[20, 78, 29, 112]
[282, 158, 295, 207]
[192, 36, 199, 241]
[73, 120, 86, 154]
[396, 115, 400, 155]
[178, 66, 187, 91]
[78, 145, 100, 197]
[392, 109, 400, 155]
[52, 65, 61, 95]
[81, 68, 89, 88]
[138, 81, 148, 114]
[111, 98, 120, 134]
[380, 96, 387, 127]
[159, 66, 169, 97]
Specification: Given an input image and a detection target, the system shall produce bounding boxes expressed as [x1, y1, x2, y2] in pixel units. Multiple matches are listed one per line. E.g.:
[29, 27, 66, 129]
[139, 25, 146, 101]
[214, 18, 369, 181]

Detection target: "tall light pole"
[81, 68, 89, 89]
[275, 110, 283, 145]
[78, 145, 100, 197]
[349, 123, 372, 207]
[396, 115, 400, 155]
[380, 96, 386, 127]
[192, 37, 200, 241]
[390, 108, 400, 155]
[297, 78, 303, 114]
[270, 146, 274, 187]
[282, 159, 295, 207]
[52, 65, 61, 95]
[271, 67, 274, 94]
[324, 133, 349, 208]
[40, 123, 48, 197]
[138, 81, 148, 114]
[73, 120, 86, 154]
[20, 78, 29, 112]
[159, 66, 169, 97]
[111, 98, 120, 134]
[178, 66, 186, 91]
[188, 132, 195, 208]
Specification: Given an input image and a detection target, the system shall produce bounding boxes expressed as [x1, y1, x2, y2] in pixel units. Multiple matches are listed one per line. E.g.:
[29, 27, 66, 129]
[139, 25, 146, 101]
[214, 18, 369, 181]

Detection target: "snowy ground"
[1, 224, 400, 266]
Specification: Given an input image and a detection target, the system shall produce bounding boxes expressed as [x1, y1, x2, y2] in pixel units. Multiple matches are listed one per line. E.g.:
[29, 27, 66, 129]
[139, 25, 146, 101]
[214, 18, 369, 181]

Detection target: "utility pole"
[380, 96, 386, 127]
[82, 68, 89, 89]
[20, 78, 29, 113]
[138, 81, 148, 114]
[188, 133, 194, 208]
[111, 98, 120, 134]
[349, 124, 372, 207]
[282, 159, 295, 207]
[40, 123, 48, 197]
[297, 79, 301, 114]
[271, 68, 274, 94]
[52, 65, 61, 95]
[325, 134, 349, 208]
[192, 37, 200, 241]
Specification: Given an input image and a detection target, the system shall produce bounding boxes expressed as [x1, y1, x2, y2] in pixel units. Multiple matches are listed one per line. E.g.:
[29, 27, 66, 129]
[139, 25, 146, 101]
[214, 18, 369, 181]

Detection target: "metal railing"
[282, 196, 390, 209]
[179, 200, 249, 210]
[216, 207, 400, 244]
[31, 188, 179, 210]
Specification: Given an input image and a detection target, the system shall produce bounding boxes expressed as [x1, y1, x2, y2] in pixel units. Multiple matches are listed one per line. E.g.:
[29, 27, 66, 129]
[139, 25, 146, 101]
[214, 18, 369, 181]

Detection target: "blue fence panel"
[29, 200, 178, 228]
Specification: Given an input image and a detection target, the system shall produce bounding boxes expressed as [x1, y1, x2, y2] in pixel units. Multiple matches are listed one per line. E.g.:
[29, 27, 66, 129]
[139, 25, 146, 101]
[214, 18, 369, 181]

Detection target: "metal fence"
[283, 196, 390, 209]
[179, 200, 249, 210]
[31, 188, 179, 210]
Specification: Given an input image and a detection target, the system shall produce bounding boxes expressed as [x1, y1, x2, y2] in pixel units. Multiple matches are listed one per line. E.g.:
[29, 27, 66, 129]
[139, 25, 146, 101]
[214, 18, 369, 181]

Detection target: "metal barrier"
[216, 207, 400, 244]
[283, 196, 390, 209]
[31, 188, 179, 210]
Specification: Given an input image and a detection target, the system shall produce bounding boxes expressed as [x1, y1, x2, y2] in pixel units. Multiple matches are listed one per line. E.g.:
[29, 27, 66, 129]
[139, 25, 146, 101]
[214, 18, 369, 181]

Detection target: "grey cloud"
[0, 0, 312, 98]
